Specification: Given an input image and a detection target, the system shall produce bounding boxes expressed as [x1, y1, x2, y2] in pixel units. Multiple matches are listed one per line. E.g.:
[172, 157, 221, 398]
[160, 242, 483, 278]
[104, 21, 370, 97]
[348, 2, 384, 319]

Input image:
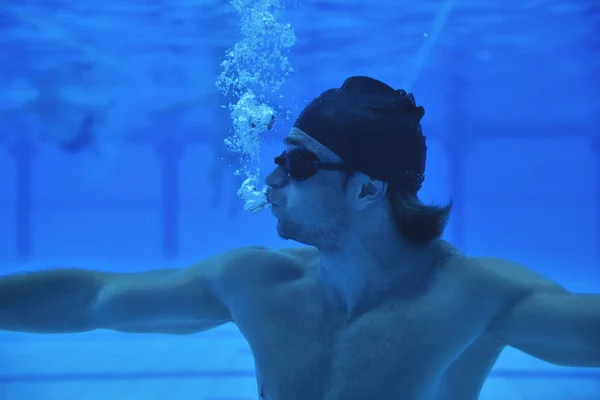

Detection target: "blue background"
[0, 0, 599, 399]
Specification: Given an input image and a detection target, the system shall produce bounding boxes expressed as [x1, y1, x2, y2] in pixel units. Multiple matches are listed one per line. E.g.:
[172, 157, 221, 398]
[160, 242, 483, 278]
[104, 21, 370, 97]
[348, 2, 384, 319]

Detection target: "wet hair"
[387, 189, 452, 244]
[342, 173, 451, 244]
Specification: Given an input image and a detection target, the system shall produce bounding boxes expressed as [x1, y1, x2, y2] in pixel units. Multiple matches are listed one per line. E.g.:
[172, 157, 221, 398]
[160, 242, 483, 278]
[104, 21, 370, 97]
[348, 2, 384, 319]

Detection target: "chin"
[276, 219, 333, 248]
[275, 219, 301, 242]
[276, 219, 294, 241]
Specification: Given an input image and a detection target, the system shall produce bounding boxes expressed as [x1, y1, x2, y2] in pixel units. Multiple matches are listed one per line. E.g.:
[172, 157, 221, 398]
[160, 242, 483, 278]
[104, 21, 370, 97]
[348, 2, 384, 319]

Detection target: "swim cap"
[294, 76, 427, 192]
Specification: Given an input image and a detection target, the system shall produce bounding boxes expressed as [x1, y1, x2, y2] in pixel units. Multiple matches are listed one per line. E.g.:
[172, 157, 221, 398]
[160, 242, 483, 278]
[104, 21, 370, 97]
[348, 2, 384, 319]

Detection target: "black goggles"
[274, 148, 346, 181]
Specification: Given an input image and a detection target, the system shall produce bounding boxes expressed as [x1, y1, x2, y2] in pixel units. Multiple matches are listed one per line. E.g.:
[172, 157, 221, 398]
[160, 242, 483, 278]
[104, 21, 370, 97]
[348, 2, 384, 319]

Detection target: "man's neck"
[317, 232, 442, 320]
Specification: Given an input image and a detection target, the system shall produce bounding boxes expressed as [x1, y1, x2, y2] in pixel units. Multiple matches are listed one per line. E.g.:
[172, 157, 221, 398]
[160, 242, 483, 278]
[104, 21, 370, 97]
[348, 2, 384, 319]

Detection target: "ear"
[352, 173, 388, 211]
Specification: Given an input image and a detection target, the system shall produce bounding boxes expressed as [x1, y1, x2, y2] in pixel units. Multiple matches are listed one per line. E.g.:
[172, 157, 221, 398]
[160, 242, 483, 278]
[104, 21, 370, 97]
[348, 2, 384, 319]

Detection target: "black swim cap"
[294, 76, 427, 192]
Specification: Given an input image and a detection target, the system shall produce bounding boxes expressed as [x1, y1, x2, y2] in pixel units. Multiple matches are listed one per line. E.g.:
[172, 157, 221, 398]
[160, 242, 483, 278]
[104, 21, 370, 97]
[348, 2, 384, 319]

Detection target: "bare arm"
[481, 258, 600, 367]
[0, 247, 269, 334]
[0, 268, 109, 333]
[497, 289, 600, 367]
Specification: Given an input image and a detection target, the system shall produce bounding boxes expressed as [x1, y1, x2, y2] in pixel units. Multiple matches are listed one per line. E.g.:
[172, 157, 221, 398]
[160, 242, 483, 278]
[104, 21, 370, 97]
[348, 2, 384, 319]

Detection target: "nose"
[265, 165, 290, 189]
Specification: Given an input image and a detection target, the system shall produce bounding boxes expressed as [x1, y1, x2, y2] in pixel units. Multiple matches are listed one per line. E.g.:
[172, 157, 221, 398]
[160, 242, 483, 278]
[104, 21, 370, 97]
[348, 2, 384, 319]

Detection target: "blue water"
[1, 0, 599, 399]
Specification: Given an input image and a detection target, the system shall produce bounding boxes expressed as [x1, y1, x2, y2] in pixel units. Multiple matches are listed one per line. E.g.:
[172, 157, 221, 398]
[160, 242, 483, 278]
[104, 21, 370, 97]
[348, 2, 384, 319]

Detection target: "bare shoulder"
[277, 246, 320, 265]
[441, 255, 567, 301]
[466, 256, 567, 296]
[442, 256, 568, 328]
[199, 245, 316, 300]
[429, 253, 563, 305]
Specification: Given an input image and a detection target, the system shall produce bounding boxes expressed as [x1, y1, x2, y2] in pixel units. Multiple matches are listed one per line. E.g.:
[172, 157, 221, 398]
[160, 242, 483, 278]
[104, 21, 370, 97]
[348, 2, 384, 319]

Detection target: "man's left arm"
[497, 288, 600, 367]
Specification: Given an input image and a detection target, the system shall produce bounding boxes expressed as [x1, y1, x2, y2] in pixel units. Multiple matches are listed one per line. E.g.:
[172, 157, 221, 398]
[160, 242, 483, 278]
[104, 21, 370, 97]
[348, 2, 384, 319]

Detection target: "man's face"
[265, 128, 353, 250]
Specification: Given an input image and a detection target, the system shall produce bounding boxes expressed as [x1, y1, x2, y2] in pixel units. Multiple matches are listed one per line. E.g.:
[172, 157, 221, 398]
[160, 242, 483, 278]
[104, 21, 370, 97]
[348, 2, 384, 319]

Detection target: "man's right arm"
[0, 246, 269, 334]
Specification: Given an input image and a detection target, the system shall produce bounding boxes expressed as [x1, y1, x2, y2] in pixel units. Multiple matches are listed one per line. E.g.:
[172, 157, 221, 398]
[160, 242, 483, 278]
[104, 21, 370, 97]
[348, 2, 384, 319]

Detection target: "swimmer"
[0, 76, 598, 400]
[2, 71, 111, 154]
[52, 113, 99, 153]
[30, 87, 112, 155]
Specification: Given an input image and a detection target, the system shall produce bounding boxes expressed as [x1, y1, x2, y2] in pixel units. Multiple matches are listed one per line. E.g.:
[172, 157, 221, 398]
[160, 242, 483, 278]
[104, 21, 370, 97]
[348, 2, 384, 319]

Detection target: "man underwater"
[0, 76, 598, 400]
[1, 70, 113, 154]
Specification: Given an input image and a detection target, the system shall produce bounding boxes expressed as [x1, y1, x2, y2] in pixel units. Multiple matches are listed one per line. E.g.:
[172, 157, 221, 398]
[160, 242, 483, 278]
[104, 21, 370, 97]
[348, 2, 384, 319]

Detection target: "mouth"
[265, 192, 277, 207]
[269, 201, 283, 213]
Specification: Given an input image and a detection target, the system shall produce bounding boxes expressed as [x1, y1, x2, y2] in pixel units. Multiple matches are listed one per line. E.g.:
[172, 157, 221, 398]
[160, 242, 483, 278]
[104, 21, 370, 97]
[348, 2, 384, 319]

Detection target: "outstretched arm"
[497, 287, 600, 367]
[0, 247, 269, 334]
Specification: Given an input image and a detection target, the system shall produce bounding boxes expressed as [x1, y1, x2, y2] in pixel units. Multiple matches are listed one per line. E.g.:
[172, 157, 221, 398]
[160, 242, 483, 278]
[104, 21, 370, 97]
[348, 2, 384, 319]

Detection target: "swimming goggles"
[274, 148, 347, 181]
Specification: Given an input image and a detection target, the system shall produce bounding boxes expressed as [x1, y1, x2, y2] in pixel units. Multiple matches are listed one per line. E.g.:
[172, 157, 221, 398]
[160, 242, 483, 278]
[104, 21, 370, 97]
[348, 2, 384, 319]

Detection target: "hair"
[386, 187, 452, 244]
[342, 173, 451, 244]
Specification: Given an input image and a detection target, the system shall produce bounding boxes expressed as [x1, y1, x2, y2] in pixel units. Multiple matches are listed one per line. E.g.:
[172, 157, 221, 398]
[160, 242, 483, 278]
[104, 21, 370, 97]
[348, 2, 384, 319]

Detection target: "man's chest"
[233, 278, 496, 399]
